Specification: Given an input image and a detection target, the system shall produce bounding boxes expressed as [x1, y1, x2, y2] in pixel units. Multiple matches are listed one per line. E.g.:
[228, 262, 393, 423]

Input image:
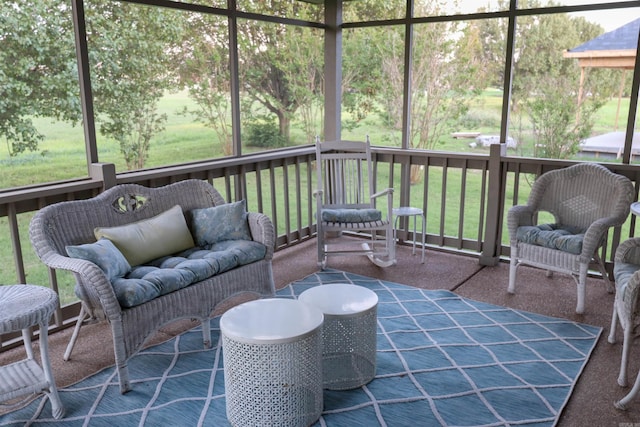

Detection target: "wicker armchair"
[609, 237, 640, 409]
[507, 163, 634, 314]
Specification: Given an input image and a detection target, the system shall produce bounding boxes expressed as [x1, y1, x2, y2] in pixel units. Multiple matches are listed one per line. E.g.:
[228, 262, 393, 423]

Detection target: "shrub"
[245, 118, 287, 148]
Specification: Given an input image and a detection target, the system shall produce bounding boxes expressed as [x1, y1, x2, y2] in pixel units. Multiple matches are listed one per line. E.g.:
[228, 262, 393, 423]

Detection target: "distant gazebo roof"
[568, 18, 640, 157]
[564, 18, 639, 131]
[563, 17, 639, 69]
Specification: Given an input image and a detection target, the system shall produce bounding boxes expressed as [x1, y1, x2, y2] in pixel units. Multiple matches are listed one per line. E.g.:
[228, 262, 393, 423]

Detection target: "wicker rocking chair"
[314, 136, 396, 269]
[507, 162, 634, 314]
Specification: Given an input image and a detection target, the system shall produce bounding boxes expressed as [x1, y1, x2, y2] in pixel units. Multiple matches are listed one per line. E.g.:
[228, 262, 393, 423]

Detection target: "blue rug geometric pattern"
[1, 269, 601, 427]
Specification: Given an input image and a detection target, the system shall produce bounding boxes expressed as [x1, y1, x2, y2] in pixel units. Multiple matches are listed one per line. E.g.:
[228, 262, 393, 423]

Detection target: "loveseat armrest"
[34, 252, 122, 320]
[247, 212, 275, 259]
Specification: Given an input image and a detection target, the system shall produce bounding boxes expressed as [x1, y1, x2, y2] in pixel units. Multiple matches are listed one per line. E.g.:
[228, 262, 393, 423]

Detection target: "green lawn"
[0, 90, 632, 304]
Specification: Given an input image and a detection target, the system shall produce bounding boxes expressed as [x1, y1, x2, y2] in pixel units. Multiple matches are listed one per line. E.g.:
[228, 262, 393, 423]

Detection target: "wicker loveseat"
[29, 179, 276, 393]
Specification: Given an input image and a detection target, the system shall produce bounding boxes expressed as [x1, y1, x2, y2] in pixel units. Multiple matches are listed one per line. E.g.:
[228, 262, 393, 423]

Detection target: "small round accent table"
[220, 298, 324, 427]
[298, 283, 378, 390]
[0, 285, 64, 419]
[393, 207, 426, 263]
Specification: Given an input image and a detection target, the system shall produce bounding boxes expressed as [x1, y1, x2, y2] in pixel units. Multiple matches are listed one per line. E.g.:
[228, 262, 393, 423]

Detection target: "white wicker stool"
[298, 283, 378, 390]
[0, 285, 64, 419]
[220, 298, 324, 427]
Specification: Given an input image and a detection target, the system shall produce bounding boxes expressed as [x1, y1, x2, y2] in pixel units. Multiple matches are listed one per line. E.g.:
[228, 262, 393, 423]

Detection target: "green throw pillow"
[94, 205, 195, 267]
[190, 200, 252, 247]
[66, 238, 131, 280]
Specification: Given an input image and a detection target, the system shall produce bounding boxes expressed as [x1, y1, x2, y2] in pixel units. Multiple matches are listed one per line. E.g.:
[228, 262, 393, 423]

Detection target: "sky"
[569, 7, 640, 32]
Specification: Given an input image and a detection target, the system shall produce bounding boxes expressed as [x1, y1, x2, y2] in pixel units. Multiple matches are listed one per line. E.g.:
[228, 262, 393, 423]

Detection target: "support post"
[479, 143, 507, 266]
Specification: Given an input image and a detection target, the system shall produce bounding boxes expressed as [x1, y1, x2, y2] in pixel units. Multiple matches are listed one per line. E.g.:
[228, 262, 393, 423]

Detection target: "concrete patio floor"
[2, 238, 640, 425]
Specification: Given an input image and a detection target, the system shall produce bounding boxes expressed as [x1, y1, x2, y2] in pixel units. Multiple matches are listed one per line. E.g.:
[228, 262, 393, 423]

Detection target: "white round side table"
[220, 298, 324, 427]
[298, 283, 378, 390]
[393, 206, 426, 263]
[0, 285, 64, 419]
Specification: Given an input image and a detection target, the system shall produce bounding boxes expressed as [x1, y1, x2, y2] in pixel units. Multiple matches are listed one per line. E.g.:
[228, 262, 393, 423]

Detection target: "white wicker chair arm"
[506, 205, 535, 241]
[622, 269, 640, 319]
[247, 212, 275, 260]
[580, 218, 615, 260]
[615, 238, 640, 265]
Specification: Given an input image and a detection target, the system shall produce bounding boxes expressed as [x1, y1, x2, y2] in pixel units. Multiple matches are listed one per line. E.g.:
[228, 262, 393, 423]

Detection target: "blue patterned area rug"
[2, 269, 601, 427]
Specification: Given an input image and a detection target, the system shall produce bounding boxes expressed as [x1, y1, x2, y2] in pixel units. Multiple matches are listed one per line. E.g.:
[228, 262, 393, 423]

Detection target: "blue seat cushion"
[322, 208, 382, 223]
[108, 240, 267, 308]
[516, 223, 586, 255]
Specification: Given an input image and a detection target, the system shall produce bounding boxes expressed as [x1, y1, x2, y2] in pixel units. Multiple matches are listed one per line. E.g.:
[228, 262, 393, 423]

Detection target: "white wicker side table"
[298, 283, 378, 390]
[220, 298, 324, 427]
[0, 285, 64, 419]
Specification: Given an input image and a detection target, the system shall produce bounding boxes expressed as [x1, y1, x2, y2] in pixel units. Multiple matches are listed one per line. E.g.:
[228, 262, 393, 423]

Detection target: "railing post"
[89, 163, 117, 190]
[479, 143, 507, 266]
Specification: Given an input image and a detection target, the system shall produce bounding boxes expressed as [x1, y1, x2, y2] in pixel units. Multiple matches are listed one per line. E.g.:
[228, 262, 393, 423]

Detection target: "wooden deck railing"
[1, 144, 639, 349]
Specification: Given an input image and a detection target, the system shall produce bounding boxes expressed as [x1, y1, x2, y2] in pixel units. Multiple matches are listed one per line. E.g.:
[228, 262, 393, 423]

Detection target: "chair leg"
[594, 251, 615, 293]
[608, 304, 618, 344]
[38, 322, 65, 419]
[508, 256, 518, 294]
[201, 318, 212, 349]
[63, 306, 89, 361]
[317, 227, 326, 269]
[615, 361, 640, 410]
[575, 264, 588, 314]
[618, 326, 633, 387]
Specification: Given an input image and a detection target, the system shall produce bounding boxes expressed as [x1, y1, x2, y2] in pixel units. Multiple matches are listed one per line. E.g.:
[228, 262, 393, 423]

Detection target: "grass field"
[0, 90, 633, 304]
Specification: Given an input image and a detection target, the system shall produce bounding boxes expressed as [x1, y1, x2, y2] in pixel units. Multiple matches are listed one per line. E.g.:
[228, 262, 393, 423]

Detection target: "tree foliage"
[86, 2, 181, 169]
[0, 1, 80, 157]
[473, 0, 619, 159]
[176, 15, 233, 156]
[236, 1, 324, 143]
[0, 0, 629, 172]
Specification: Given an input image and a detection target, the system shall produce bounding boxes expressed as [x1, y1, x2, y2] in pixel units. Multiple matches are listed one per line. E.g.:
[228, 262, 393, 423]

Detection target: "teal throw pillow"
[66, 238, 131, 280]
[190, 200, 252, 246]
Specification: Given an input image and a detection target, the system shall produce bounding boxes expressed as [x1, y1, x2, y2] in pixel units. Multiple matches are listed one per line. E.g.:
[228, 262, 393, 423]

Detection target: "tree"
[237, 2, 324, 143]
[342, 0, 488, 161]
[177, 16, 233, 156]
[409, 10, 487, 153]
[0, 1, 81, 157]
[86, 2, 182, 169]
[473, 0, 619, 159]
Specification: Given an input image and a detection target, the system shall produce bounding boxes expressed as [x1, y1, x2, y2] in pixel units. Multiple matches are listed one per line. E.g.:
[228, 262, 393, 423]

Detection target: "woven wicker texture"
[314, 137, 396, 268]
[28, 179, 276, 394]
[221, 299, 323, 427]
[507, 163, 634, 314]
[609, 237, 640, 409]
[0, 285, 64, 419]
[0, 285, 57, 334]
